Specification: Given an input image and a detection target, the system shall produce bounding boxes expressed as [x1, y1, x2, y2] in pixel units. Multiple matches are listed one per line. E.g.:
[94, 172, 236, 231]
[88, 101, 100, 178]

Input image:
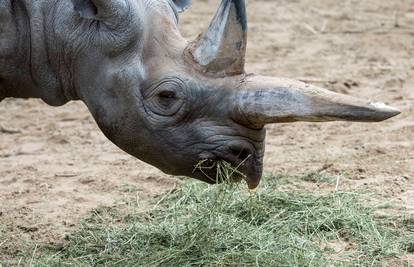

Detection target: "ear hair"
[71, 0, 98, 19]
[171, 0, 191, 13]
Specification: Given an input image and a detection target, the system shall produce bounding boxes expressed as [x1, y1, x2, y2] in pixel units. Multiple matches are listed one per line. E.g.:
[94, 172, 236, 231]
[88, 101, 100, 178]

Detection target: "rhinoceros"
[0, 0, 400, 188]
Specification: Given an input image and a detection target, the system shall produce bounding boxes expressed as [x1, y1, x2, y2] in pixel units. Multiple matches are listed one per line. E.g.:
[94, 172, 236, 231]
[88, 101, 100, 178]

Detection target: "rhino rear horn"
[187, 0, 247, 76]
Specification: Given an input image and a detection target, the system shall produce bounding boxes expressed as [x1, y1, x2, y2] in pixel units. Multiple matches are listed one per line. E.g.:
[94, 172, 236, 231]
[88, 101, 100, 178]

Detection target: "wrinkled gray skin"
[0, 0, 400, 188]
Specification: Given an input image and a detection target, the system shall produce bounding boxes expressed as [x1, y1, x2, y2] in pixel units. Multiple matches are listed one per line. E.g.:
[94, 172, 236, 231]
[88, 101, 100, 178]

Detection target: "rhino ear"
[171, 0, 191, 13]
[71, 0, 129, 27]
[72, 0, 97, 19]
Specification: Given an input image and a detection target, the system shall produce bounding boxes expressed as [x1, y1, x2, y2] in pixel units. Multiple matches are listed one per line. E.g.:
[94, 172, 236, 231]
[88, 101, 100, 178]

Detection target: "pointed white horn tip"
[368, 102, 401, 121]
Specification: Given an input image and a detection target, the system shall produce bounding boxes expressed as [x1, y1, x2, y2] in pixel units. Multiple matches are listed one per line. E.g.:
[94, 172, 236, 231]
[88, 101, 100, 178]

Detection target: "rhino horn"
[187, 0, 247, 75]
[235, 76, 401, 128]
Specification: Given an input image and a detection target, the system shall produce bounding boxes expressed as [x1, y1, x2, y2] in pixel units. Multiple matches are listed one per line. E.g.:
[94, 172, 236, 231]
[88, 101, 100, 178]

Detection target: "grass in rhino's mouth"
[193, 159, 248, 184]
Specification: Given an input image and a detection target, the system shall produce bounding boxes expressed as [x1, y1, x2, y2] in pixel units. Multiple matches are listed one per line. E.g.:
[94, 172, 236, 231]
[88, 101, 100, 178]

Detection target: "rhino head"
[59, 0, 399, 188]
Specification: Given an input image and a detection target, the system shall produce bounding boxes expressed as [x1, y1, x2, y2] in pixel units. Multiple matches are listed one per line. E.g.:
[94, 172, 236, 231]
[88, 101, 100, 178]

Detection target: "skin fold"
[0, 0, 400, 188]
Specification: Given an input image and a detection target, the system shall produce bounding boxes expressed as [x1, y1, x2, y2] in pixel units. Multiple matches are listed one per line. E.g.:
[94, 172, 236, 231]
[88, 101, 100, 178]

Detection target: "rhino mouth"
[193, 143, 263, 189]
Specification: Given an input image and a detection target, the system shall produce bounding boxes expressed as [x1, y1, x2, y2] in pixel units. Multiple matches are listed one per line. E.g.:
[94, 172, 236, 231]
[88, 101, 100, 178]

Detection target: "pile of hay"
[34, 162, 413, 266]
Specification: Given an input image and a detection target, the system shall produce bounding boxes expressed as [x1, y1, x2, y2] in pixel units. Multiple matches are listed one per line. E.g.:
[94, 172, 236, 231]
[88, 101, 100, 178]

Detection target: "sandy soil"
[1, 0, 413, 261]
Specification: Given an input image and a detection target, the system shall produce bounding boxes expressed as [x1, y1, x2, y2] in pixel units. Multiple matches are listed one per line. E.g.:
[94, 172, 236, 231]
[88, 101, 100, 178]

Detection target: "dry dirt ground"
[1, 0, 413, 261]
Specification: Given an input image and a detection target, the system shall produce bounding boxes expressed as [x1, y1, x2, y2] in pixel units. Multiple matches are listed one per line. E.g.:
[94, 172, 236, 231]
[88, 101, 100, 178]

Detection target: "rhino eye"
[145, 80, 185, 117]
[156, 90, 177, 109]
[158, 90, 176, 100]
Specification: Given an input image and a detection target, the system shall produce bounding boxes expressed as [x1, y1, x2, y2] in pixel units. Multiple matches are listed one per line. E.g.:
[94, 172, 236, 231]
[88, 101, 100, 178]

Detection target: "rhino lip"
[217, 151, 263, 189]
[194, 145, 261, 189]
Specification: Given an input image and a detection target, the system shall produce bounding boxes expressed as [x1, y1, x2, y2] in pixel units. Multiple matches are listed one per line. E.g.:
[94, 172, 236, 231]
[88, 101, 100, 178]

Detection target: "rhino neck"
[1, 0, 72, 106]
